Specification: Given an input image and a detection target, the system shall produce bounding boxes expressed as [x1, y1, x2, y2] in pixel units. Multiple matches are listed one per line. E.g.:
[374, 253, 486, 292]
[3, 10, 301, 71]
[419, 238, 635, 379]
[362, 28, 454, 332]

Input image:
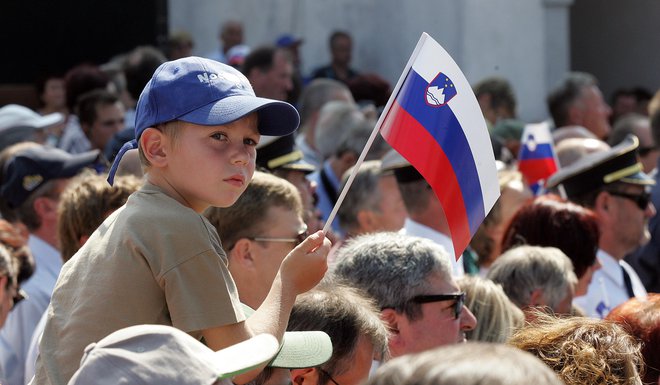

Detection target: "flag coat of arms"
[517, 122, 559, 191]
[378, 33, 500, 259]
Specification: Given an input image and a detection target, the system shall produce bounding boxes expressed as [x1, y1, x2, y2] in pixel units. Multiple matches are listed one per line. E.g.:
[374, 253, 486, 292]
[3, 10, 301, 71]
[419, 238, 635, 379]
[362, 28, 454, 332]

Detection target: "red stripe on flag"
[381, 100, 471, 259]
[518, 158, 558, 185]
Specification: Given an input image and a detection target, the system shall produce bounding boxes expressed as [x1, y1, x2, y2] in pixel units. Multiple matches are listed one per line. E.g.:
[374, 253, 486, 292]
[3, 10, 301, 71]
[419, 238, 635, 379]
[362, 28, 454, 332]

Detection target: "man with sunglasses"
[547, 134, 654, 319]
[205, 171, 307, 309]
[333, 232, 476, 358]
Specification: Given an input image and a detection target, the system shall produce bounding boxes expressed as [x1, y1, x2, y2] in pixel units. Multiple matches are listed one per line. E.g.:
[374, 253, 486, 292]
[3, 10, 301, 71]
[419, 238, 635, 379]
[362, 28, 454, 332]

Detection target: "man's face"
[331, 36, 352, 67]
[221, 22, 243, 51]
[253, 51, 293, 101]
[392, 272, 477, 356]
[88, 102, 125, 151]
[372, 174, 407, 232]
[607, 184, 655, 253]
[578, 85, 612, 140]
[243, 205, 306, 306]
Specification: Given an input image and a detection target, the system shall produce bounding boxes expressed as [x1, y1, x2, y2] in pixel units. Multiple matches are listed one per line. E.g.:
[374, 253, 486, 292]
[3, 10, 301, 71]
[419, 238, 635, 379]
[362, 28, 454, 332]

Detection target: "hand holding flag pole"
[323, 33, 500, 260]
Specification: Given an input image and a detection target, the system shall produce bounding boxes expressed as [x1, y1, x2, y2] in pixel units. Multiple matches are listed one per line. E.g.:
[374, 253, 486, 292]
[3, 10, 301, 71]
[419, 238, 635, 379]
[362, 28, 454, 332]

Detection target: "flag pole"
[322, 33, 429, 234]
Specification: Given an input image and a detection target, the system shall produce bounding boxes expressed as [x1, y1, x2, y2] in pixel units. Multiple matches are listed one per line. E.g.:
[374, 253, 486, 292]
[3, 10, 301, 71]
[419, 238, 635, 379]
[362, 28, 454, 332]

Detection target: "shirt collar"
[596, 249, 623, 286]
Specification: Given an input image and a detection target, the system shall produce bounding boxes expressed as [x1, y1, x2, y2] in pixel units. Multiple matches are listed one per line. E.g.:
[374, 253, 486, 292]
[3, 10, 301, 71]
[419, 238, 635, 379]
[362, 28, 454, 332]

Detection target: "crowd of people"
[0, 18, 659, 385]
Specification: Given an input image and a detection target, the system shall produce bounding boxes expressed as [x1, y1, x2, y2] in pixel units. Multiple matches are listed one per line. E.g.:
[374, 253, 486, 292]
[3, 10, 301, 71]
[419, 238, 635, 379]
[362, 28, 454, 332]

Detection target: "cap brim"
[279, 162, 316, 174]
[620, 171, 656, 185]
[34, 112, 65, 129]
[268, 331, 332, 369]
[179, 95, 300, 137]
[240, 304, 333, 369]
[210, 334, 280, 379]
[59, 150, 101, 177]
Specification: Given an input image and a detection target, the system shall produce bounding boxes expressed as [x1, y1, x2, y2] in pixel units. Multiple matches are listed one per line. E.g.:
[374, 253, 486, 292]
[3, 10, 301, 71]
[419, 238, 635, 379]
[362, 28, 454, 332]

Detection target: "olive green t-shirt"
[32, 183, 244, 385]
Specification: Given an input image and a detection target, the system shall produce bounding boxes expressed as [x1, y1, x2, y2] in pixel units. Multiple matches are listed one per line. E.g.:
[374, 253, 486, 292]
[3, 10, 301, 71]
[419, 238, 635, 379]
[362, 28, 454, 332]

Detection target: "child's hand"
[279, 230, 331, 295]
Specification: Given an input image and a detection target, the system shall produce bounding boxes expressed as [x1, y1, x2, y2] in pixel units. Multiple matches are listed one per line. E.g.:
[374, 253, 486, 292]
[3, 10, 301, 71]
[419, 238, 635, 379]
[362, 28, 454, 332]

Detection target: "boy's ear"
[140, 127, 168, 167]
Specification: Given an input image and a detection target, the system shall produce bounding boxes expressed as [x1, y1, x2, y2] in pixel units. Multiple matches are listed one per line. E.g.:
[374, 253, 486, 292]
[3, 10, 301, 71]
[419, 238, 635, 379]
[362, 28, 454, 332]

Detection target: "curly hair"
[508, 312, 644, 385]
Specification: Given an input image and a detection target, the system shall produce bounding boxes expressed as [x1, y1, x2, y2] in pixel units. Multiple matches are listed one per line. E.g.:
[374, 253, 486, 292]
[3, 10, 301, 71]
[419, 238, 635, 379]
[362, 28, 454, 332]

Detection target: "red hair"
[501, 194, 599, 277]
[607, 294, 660, 384]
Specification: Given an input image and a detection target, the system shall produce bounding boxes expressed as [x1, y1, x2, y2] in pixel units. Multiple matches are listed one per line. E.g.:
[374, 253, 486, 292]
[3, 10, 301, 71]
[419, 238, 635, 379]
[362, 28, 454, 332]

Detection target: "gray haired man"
[333, 232, 476, 358]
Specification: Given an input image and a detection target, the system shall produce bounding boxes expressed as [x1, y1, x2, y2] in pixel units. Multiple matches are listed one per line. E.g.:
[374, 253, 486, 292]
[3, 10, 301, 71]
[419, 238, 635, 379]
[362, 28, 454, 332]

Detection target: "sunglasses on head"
[409, 292, 466, 319]
[606, 190, 651, 210]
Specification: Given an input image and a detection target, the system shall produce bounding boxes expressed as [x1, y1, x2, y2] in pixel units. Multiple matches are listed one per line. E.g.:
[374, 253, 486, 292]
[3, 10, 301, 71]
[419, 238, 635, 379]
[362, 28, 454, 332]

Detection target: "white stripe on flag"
[410, 33, 500, 214]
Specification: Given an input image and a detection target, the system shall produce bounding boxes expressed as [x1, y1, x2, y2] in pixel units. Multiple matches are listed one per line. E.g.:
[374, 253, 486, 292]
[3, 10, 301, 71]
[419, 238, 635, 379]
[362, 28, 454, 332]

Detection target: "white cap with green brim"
[241, 304, 333, 369]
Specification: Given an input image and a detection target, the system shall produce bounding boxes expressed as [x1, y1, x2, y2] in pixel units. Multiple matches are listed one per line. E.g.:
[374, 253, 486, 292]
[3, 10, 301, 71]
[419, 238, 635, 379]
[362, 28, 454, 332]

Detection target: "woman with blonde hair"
[509, 312, 644, 385]
[457, 275, 524, 342]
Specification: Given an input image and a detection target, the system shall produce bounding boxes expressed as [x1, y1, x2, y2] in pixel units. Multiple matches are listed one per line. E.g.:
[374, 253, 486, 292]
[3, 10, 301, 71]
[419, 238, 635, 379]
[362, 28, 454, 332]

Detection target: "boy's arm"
[201, 230, 330, 381]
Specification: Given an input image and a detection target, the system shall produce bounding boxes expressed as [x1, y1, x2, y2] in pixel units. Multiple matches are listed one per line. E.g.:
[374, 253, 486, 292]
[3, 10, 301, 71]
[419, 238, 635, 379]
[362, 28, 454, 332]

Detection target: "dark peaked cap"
[546, 134, 654, 198]
[256, 134, 315, 173]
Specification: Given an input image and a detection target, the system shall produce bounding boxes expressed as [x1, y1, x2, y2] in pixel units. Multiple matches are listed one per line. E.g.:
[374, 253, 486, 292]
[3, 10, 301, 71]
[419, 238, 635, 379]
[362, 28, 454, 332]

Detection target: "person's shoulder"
[311, 65, 332, 79]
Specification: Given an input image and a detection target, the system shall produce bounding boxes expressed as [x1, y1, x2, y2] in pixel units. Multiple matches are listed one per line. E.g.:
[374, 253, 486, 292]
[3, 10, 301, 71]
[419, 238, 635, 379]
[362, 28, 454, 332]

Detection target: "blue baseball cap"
[276, 34, 303, 48]
[107, 56, 300, 184]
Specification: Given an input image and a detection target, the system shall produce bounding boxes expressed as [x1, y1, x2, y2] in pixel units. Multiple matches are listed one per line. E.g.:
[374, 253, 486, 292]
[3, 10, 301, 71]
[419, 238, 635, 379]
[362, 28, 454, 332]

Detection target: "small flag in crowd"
[378, 33, 500, 259]
[517, 122, 559, 194]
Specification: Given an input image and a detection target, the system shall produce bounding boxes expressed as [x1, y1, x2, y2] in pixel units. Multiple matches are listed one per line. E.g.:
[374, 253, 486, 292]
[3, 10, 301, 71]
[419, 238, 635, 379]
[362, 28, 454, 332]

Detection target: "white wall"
[169, 0, 573, 122]
[570, 0, 660, 101]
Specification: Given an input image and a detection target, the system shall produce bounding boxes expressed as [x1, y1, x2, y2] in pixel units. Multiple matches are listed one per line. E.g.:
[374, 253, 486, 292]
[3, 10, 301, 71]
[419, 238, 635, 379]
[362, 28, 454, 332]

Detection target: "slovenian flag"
[517, 122, 559, 194]
[378, 33, 500, 259]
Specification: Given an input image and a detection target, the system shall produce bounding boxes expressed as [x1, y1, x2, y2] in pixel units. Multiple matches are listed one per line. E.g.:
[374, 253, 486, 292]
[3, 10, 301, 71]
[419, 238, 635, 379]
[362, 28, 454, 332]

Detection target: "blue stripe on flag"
[396, 69, 485, 235]
[519, 143, 555, 160]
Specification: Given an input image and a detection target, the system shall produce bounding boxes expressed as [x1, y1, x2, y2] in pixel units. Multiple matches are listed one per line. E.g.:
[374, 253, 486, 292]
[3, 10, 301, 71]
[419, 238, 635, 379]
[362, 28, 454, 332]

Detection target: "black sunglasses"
[606, 190, 651, 210]
[409, 292, 466, 319]
[638, 146, 658, 156]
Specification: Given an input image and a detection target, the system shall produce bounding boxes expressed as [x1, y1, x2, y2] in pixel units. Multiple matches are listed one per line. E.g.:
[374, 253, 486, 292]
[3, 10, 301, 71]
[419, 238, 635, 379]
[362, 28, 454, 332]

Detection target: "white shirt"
[295, 135, 322, 170]
[573, 249, 647, 319]
[0, 236, 62, 385]
[23, 312, 47, 385]
[57, 115, 91, 154]
[400, 218, 464, 277]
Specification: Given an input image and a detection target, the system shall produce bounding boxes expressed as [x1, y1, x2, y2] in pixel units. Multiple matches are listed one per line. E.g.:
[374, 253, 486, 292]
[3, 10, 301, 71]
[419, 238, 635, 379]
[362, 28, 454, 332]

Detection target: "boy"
[32, 57, 331, 385]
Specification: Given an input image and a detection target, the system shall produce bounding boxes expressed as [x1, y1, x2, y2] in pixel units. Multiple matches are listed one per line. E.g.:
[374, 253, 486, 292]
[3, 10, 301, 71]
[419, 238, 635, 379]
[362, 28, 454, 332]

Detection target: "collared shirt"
[573, 249, 647, 319]
[0, 235, 62, 385]
[295, 135, 321, 170]
[400, 218, 464, 277]
[57, 115, 91, 154]
[307, 160, 341, 234]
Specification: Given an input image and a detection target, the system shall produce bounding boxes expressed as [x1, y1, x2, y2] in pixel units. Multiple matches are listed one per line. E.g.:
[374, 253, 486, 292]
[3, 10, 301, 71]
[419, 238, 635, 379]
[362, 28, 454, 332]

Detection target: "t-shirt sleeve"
[161, 249, 245, 333]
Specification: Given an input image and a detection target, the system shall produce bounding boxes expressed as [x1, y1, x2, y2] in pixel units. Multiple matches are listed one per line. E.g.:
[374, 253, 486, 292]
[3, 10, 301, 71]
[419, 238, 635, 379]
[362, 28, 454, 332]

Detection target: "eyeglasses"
[317, 367, 341, 385]
[248, 228, 308, 247]
[409, 292, 466, 320]
[606, 190, 651, 210]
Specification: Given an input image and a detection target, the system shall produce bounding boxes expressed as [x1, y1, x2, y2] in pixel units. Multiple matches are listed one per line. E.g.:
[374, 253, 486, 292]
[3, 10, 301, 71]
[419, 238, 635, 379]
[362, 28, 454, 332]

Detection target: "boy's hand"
[279, 230, 331, 295]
